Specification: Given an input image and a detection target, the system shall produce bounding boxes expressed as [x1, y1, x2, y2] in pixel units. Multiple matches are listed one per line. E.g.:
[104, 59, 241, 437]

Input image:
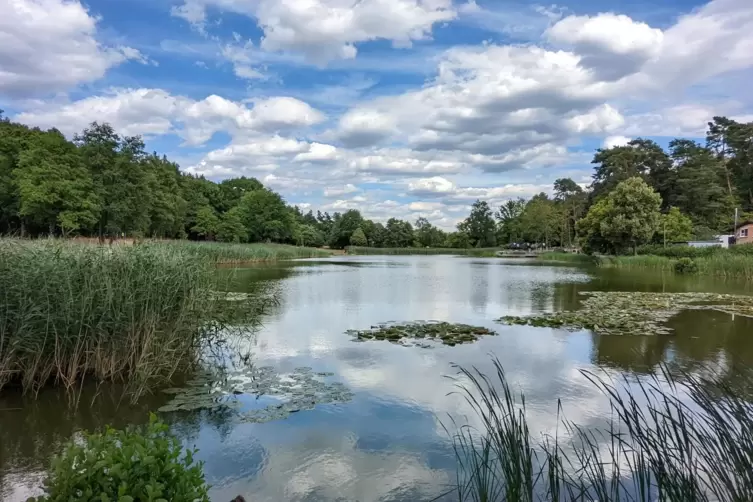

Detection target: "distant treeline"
[1, 113, 752, 252]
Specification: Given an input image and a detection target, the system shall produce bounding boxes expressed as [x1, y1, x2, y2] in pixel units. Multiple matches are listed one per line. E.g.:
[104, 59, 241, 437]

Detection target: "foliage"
[0, 239, 219, 395]
[237, 189, 295, 243]
[297, 224, 325, 247]
[674, 257, 699, 274]
[349, 227, 368, 246]
[578, 177, 662, 254]
[191, 206, 219, 240]
[459, 200, 497, 247]
[383, 218, 414, 247]
[216, 207, 247, 243]
[414, 217, 446, 247]
[328, 209, 364, 248]
[659, 206, 694, 243]
[29, 415, 209, 502]
[448, 356, 753, 502]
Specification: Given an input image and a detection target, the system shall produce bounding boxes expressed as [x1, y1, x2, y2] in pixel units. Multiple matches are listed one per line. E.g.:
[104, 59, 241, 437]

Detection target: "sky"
[2, 0, 753, 229]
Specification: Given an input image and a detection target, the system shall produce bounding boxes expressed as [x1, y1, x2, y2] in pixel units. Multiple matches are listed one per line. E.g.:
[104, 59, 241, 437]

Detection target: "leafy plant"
[28, 415, 209, 502]
[674, 257, 699, 274]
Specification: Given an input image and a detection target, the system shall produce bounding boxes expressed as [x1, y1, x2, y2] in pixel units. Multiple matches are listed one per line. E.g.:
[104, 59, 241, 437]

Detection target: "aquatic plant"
[499, 291, 753, 335]
[158, 366, 353, 423]
[0, 239, 263, 397]
[347, 321, 497, 346]
[674, 257, 699, 274]
[346, 247, 500, 257]
[28, 414, 209, 502]
[173, 240, 331, 263]
[448, 357, 753, 502]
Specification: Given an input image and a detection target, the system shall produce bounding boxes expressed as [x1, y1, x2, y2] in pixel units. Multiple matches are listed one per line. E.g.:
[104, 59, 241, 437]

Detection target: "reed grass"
[449, 357, 753, 501]
[346, 247, 500, 257]
[161, 241, 332, 263]
[0, 239, 245, 397]
[594, 253, 753, 280]
[537, 252, 596, 265]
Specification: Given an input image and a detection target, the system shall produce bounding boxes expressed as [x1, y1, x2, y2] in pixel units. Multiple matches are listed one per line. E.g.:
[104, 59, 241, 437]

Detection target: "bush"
[674, 257, 699, 274]
[29, 415, 209, 502]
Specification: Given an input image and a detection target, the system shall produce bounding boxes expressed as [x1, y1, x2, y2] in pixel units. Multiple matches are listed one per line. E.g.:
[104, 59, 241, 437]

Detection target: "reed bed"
[595, 254, 753, 280]
[346, 247, 500, 257]
[0, 239, 227, 396]
[537, 253, 596, 265]
[449, 357, 753, 502]
[161, 241, 331, 263]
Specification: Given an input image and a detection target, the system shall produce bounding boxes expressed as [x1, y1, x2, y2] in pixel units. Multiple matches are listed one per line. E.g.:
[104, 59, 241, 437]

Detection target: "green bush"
[29, 415, 209, 502]
[674, 257, 699, 274]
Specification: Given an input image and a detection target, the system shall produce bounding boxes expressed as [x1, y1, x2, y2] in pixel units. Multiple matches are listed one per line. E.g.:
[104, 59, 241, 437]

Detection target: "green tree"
[496, 198, 525, 244]
[578, 177, 662, 254]
[237, 188, 295, 242]
[328, 209, 364, 248]
[384, 218, 414, 247]
[459, 200, 497, 247]
[14, 129, 98, 235]
[659, 207, 693, 244]
[414, 217, 446, 247]
[216, 207, 247, 243]
[218, 176, 263, 211]
[517, 194, 561, 247]
[192, 206, 220, 240]
[349, 227, 368, 246]
[297, 224, 325, 247]
[145, 155, 186, 238]
[553, 178, 586, 247]
[445, 231, 470, 248]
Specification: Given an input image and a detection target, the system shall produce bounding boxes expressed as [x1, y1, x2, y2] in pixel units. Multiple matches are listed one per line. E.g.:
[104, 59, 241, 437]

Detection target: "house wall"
[737, 224, 753, 245]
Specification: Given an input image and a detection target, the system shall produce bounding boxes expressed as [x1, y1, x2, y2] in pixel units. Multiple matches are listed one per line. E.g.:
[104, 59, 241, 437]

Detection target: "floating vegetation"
[347, 321, 497, 346]
[158, 366, 353, 423]
[498, 291, 753, 336]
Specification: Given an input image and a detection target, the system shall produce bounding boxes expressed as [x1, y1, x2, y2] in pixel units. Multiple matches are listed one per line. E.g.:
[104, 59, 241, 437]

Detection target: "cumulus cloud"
[0, 0, 149, 96]
[603, 135, 631, 149]
[14, 89, 325, 145]
[324, 184, 360, 197]
[172, 0, 456, 63]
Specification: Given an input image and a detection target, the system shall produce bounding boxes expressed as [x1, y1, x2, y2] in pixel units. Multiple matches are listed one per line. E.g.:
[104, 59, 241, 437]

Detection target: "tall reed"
[449, 358, 753, 501]
[0, 239, 227, 396]
[155, 241, 332, 264]
[346, 247, 500, 257]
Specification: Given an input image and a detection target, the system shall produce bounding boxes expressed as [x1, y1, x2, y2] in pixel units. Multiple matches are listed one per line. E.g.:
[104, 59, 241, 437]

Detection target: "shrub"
[674, 257, 699, 274]
[29, 415, 209, 502]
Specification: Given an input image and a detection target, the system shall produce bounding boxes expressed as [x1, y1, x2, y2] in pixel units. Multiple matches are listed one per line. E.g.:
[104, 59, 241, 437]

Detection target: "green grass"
[537, 252, 596, 264]
[595, 253, 753, 280]
[0, 238, 262, 397]
[165, 241, 332, 263]
[346, 246, 500, 257]
[448, 357, 753, 501]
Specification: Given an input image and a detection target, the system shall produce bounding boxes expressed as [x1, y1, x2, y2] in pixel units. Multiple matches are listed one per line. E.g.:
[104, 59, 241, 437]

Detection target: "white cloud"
[0, 0, 148, 96]
[14, 89, 325, 145]
[172, 0, 456, 63]
[603, 135, 631, 149]
[324, 184, 360, 197]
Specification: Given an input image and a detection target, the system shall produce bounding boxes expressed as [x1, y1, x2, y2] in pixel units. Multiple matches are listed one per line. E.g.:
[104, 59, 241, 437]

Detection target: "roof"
[735, 220, 753, 230]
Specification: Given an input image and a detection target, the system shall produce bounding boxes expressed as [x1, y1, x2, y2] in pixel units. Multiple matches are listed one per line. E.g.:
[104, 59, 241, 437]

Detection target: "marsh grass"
[165, 241, 332, 263]
[449, 358, 753, 501]
[346, 247, 500, 257]
[596, 254, 753, 280]
[0, 239, 262, 398]
[537, 253, 596, 265]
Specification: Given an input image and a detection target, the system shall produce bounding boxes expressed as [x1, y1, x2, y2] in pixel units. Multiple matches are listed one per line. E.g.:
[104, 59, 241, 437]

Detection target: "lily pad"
[498, 291, 753, 336]
[157, 365, 352, 423]
[347, 321, 497, 346]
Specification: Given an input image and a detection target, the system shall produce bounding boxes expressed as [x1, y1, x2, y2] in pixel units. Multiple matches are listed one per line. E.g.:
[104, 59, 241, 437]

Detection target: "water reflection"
[2, 256, 753, 501]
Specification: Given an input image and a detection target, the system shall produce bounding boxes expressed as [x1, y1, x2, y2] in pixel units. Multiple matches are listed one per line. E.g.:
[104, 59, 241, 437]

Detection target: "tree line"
[1, 113, 751, 252]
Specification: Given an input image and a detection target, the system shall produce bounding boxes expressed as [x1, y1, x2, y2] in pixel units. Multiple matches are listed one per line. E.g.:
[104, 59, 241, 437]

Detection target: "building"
[736, 221, 753, 245]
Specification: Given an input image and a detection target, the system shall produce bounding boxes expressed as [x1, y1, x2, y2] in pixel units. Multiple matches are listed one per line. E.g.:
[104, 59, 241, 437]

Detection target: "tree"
[349, 227, 368, 246]
[384, 218, 414, 247]
[14, 129, 98, 235]
[670, 139, 735, 231]
[590, 139, 672, 205]
[553, 178, 586, 247]
[216, 207, 247, 243]
[578, 177, 662, 254]
[496, 198, 525, 245]
[237, 188, 295, 242]
[517, 194, 561, 247]
[328, 209, 364, 248]
[445, 231, 470, 248]
[414, 217, 445, 247]
[192, 206, 219, 240]
[218, 177, 263, 211]
[459, 200, 496, 247]
[297, 224, 325, 247]
[659, 207, 693, 244]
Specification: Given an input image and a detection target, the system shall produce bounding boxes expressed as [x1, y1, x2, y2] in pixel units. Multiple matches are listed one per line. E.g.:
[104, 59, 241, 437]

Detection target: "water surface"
[2, 256, 752, 501]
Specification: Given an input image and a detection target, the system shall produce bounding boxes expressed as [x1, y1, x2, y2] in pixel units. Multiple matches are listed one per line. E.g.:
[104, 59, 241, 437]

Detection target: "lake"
[2, 255, 753, 501]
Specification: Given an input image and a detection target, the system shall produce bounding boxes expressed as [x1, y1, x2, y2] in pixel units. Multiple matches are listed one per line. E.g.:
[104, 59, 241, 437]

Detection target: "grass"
[448, 357, 753, 501]
[596, 254, 753, 280]
[0, 238, 265, 397]
[537, 252, 596, 265]
[346, 246, 500, 257]
[158, 241, 332, 264]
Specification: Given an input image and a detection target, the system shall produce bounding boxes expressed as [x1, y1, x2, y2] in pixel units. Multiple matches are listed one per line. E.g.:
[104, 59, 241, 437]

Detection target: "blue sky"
[2, 0, 752, 228]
